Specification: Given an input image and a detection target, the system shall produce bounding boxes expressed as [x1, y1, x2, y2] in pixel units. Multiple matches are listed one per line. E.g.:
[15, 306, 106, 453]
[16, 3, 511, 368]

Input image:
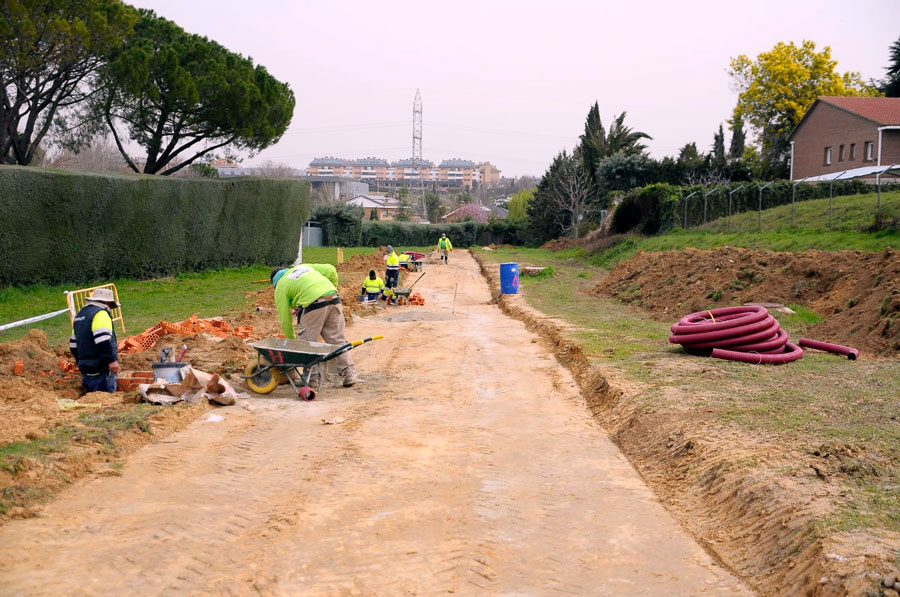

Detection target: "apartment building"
[308, 156, 490, 190]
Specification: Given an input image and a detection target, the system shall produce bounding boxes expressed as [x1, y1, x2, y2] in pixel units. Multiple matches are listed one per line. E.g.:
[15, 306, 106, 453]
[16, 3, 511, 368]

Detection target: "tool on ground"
[176, 344, 187, 362]
[393, 272, 426, 306]
[243, 335, 383, 401]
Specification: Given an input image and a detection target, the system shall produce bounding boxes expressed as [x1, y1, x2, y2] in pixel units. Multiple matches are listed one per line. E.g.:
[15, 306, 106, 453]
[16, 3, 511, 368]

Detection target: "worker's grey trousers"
[297, 301, 356, 379]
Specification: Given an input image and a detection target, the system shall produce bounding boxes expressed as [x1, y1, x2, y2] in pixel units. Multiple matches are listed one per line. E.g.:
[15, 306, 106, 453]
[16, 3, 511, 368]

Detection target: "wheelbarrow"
[243, 335, 382, 400]
[392, 272, 426, 306]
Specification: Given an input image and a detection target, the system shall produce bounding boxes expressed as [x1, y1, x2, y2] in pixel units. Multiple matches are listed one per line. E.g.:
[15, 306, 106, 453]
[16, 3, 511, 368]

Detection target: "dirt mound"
[0, 329, 63, 374]
[0, 377, 59, 444]
[540, 238, 576, 251]
[594, 247, 900, 356]
[118, 333, 253, 373]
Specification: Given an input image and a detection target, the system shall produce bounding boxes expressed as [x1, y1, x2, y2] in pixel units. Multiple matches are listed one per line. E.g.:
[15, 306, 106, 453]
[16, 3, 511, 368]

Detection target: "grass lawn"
[477, 245, 900, 533]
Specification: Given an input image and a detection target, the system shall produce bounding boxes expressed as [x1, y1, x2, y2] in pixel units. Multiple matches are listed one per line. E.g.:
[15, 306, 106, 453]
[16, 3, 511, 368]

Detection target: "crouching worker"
[271, 265, 359, 387]
[361, 270, 385, 302]
[69, 288, 120, 393]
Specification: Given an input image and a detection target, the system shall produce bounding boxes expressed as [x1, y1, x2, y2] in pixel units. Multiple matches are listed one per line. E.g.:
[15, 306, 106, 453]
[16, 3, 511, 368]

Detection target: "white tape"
[0, 308, 70, 332]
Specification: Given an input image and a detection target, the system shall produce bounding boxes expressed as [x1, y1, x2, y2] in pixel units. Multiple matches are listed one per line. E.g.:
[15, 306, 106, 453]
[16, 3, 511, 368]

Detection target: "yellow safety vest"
[386, 251, 400, 271]
[363, 276, 385, 293]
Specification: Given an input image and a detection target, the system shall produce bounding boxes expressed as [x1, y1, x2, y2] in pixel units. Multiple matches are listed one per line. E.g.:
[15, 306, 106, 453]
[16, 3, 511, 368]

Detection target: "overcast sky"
[131, 0, 898, 177]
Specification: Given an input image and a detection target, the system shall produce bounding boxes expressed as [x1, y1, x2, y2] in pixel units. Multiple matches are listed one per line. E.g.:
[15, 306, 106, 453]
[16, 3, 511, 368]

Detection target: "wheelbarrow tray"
[250, 337, 342, 368]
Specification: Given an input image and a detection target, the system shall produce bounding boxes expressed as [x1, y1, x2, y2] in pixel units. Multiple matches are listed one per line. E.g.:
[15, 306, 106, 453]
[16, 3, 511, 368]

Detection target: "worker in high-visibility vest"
[69, 288, 120, 393]
[271, 265, 358, 387]
[361, 269, 385, 302]
[437, 233, 453, 264]
[384, 245, 400, 291]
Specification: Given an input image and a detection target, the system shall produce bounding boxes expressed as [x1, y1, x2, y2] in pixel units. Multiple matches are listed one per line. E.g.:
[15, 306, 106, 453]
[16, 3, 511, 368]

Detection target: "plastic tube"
[798, 338, 859, 360]
[669, 306, 803, 365]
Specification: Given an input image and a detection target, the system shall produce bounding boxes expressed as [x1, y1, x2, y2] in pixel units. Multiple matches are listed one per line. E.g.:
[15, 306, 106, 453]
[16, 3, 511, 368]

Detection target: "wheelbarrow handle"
[407, 272, 426, 291]
[323, 335, 384, 361]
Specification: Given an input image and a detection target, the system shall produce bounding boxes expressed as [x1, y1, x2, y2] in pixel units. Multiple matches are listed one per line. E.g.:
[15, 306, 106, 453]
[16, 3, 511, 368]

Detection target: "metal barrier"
[65, 283, 126, 334]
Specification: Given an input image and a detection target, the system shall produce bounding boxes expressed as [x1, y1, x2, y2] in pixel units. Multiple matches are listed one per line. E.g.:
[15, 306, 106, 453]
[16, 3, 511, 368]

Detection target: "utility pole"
[412, 89, 426, 219]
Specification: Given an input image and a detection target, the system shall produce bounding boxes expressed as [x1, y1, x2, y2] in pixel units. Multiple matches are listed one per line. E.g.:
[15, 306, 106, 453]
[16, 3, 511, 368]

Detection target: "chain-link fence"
[675, 180, 900, 232]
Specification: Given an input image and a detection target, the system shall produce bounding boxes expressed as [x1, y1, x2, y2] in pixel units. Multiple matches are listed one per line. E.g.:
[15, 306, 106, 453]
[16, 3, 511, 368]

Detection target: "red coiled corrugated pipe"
[669, 306, 803, 364]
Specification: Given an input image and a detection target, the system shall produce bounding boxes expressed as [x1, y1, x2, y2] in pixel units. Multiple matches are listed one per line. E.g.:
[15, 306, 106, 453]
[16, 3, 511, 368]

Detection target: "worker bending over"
[271, 264, 358, 387]
[69, 288, 120, 393]
[361, 269, 385, 302]
[437, 233, 453, 264]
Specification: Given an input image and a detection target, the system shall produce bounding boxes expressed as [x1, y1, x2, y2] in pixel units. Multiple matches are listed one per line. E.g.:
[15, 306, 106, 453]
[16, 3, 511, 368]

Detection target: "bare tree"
[254, 160, 297, 178]
[43, 136, 128, 173]
[549, 158, 596, 241]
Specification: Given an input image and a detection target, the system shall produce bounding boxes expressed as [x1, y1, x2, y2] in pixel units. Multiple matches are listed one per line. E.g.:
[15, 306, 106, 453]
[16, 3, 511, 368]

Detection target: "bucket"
[152, 362, 189, 384]
[500, 262, 519, 294]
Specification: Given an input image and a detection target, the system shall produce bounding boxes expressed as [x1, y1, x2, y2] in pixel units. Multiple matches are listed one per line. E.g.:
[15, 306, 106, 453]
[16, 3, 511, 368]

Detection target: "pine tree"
[712, 124, 726, 167]
[728, 114, 746, 161]
[878, 36, 900, 97]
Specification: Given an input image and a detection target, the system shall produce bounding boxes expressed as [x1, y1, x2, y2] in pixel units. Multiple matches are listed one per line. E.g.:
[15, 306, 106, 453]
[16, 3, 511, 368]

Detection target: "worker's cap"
[386, 245, 393, 252]
[86, 288, 120, 308]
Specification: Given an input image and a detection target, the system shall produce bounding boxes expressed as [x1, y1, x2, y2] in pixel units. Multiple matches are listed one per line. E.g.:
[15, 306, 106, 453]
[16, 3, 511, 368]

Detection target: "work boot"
[342, 374, 359, 387]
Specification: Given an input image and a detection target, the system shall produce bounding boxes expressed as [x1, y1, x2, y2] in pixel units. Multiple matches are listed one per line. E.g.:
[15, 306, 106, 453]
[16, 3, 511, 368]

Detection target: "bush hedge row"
[611, 179, 900, 234]
[312, 202, 530, 247]
[0, 166, 310, 286]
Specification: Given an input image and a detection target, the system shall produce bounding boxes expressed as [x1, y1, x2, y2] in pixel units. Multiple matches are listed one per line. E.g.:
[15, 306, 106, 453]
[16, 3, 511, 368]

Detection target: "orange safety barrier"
[117, 317, 254, 354]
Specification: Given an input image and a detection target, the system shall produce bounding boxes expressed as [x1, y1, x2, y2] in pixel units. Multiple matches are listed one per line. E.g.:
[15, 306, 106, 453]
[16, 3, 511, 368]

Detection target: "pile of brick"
[408, 292, 426, 306]
[118, 316, 254, 354]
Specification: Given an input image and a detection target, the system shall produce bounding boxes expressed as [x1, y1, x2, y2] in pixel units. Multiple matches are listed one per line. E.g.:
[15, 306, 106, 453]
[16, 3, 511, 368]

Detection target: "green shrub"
[0, 166, 309, 286]
[312, 203, 364, 246]
[610, 183, 681, 234]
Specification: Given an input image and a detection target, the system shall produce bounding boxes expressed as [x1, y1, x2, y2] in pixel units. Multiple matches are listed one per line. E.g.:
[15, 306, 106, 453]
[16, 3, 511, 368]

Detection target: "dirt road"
[0, 253, 751, 595]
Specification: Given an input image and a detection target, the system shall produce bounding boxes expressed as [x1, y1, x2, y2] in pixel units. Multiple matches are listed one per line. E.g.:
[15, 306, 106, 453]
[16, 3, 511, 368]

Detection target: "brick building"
[788, 96, 900, 180]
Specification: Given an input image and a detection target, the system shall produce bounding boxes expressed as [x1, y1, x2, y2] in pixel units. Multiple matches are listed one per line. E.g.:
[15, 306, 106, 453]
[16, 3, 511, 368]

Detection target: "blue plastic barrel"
[500, 262, 519, 294]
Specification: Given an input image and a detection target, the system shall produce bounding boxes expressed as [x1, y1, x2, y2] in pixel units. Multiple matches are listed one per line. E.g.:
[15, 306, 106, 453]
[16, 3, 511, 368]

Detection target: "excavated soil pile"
[540, 238, 576, 251]
[0, 329, 64, 374]
[594, 246, 900, 356]
[119, 334, 254, 373]
[0, 377, 59, 444]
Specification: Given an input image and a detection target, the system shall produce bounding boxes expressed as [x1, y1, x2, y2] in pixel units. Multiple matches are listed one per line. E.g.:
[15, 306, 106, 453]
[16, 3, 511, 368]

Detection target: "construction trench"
[0, 248, 898, 595]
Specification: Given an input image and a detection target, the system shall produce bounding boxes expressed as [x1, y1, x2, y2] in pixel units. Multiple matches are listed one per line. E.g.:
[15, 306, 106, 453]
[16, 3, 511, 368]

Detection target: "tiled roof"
[310, 157, 350, 166]
[354, 158, 390, 166]
[396, 158, 433, 167]
[439, 159, 476, 168]
[819, 96, 900, 125]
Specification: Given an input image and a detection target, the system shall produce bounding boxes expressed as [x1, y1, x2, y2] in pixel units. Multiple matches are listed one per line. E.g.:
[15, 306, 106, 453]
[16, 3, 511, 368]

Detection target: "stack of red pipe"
[668, 306, 804, 364]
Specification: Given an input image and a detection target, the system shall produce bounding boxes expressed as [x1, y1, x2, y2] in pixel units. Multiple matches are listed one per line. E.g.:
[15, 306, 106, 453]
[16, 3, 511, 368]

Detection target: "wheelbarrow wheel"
[244, 359, 282, 394]
[297, 386, 316, 401]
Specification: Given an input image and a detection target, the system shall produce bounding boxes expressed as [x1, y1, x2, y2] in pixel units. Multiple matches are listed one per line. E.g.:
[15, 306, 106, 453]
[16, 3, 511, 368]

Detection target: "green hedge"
[0, 166, 309, 286]
[612, 179, 900, 233]
[312, 203, 364, 246]
[311, 211, 530, 248]
[360, 220, 530, 247]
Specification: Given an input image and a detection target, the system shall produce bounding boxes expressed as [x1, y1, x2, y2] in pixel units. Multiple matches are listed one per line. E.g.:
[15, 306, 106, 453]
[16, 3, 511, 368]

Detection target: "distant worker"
[69, 288, 120, 393]
[384, 245, 400, 291]
[271, 265, 358, 387]
[437, 233, 453, 264]
[361, 269, 385, 302]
